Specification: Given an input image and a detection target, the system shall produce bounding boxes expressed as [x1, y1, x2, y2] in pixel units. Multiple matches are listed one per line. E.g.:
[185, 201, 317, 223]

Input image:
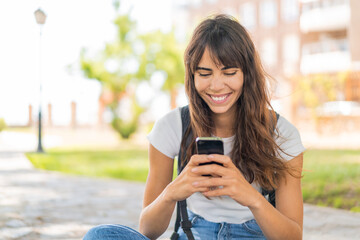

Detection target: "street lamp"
[34, 8, 46, 153]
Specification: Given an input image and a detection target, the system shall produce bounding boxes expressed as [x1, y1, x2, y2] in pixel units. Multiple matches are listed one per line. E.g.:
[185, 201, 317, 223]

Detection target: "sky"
[0, 0, 176, 126]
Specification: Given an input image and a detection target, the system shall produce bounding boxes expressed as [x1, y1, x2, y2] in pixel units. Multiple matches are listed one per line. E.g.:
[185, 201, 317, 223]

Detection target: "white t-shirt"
[147, 107, 305, 224]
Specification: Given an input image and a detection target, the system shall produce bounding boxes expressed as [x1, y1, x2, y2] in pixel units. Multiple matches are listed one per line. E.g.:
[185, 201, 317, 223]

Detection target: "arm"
[139, 144, 175, 239]
[139, 144, 212, 239]
[250, 153, 303, 240]
[192, 153, 304, 240]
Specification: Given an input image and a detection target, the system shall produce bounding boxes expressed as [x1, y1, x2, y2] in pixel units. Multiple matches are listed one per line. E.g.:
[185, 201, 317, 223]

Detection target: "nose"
[209, 75, 225, 91]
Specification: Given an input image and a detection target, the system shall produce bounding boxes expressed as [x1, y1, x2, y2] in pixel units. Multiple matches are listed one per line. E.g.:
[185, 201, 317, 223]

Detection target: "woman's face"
[194, 48, 244, 117]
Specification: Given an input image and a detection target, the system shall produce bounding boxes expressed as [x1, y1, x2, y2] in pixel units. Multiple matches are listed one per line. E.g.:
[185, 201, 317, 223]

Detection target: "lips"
[207, 93, 231, 104]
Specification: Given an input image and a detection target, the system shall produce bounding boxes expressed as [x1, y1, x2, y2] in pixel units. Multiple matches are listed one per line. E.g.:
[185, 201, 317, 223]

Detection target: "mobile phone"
[196, 137, 224, 166]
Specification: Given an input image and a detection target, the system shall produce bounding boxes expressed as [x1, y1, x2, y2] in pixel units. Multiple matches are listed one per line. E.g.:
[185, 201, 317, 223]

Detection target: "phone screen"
[196, 137, 224, 166]
[196, 138, 224, 155]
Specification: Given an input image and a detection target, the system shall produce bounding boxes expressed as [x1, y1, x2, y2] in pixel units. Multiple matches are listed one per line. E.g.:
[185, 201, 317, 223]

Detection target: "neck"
[212, 111, 236, 138]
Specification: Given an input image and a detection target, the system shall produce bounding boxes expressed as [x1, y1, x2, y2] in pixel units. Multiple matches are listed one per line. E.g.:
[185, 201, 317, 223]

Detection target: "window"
[282, 34, 299, 75]
[240, 2, 256, 30]
[261, 38, 277, 67]
[282, 34, 299, 62]
[281, 0, 299, 22]
[260, 0, 277, 27]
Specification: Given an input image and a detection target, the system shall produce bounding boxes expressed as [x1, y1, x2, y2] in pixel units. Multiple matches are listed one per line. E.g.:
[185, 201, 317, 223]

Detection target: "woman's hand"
[190, 154, 263, 208]
[164, 154, 219, 202]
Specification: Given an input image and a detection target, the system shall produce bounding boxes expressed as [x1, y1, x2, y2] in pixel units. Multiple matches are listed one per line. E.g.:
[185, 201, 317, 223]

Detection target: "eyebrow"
[195, 66, 238, 71]
[196, 67, 212, 71]
[222, 66, 237, 70]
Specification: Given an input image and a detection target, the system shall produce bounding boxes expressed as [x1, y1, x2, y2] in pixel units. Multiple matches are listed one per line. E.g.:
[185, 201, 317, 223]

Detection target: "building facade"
[300, 0, 360, 102]
[173, 0, 360, 120]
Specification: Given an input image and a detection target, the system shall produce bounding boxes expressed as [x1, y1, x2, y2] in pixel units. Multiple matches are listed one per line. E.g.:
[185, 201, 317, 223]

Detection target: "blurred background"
[0, 0, 359, 212]
[1, 0, 359, 149]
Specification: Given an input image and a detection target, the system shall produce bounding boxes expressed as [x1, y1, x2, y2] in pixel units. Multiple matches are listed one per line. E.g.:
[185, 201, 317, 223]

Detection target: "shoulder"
[275, 115, 306, 161]
[147, 108, 182, 158]
[276, 116, 300, 138]
[155, 107, 182, 127]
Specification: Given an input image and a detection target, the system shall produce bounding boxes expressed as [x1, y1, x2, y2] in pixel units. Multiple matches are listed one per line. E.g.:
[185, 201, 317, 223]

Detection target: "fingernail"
[192, 167, 198, 172]
[208, 155, 214, 159]
[192, 181, 199, 186]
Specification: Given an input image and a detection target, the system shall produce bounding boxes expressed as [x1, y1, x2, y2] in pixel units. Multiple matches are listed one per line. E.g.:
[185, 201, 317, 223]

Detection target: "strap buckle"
[180, 220, 192, 230]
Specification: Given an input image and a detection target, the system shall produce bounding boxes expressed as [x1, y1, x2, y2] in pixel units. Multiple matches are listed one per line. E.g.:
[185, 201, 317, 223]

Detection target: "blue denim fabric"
[83, 210, 266, 240]
[178, 210, 266, 240]
[83, 224, 150, 240]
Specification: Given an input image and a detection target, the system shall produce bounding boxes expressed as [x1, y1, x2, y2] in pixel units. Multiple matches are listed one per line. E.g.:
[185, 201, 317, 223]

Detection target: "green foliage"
[294, 72, 347, 114]
[0, 118, 6, 132]
[138, 30, 185, 108]
[111, 117, 137, 139]
[111, 95, 144, 139]
[80, 14, 137, 96]
[139, 30, 185, 89]
[79, 9, 185, 138]
[80, 13, 143, 138]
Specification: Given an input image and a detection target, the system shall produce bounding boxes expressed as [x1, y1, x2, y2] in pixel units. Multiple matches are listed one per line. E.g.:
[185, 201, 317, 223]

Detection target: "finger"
[207, 154, 235, 168]
[192, 186, 211, 193]
[188, 154, 217, 166]
[210, 173, 221, 178]
[208, 186, 218, 191]
[192, 177, 227, 188]
[191, 164, 228, 177]
[191, 177, 214, 192]
[202, 187, 228, 197]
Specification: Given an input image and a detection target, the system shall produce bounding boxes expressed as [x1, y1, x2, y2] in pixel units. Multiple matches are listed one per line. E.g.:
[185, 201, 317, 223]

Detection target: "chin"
[208, 105, 232, 114]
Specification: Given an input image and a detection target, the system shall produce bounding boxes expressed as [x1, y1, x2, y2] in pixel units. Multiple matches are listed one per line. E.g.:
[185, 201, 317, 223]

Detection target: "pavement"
[0, 128, 360, 239]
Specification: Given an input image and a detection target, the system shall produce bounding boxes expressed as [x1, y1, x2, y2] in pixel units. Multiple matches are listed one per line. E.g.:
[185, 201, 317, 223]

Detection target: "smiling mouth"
[207, 93, 231, 103]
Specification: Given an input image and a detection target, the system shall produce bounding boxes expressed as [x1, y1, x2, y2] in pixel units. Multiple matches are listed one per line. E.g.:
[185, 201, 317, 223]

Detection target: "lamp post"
[34, 8, 46, 153]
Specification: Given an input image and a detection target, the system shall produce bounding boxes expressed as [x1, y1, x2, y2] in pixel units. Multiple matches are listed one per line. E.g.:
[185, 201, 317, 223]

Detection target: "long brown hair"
[181, 14, 291, 190]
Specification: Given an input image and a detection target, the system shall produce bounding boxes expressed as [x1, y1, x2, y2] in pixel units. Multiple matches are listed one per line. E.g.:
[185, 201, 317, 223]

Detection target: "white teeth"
[211, 95, 227, 101]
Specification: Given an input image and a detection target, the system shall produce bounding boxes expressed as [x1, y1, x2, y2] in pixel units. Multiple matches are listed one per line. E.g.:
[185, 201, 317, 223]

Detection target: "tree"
[138, 30, 185, 109]
[80, 7, 185, 139]
[80, 14, 144, 139]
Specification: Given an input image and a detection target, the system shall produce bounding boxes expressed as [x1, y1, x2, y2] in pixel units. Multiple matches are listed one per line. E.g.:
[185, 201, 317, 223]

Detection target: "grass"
[302, 149, 360, 212]
[26, 148, 150, 182]
[26, 148, 360, 212]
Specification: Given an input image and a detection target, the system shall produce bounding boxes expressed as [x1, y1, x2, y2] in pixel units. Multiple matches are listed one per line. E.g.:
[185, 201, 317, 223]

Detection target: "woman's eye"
[224, 71, 237, 76]
[199, 73, 211, 77]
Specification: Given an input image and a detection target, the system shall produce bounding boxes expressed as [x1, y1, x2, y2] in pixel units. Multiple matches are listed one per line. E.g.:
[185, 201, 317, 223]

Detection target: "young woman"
[84, 14, 305, 240]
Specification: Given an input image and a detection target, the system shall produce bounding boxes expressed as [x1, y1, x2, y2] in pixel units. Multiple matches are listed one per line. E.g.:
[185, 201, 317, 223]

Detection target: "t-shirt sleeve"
[275, 116, 306, 161]
[147, 108, 182, 159]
